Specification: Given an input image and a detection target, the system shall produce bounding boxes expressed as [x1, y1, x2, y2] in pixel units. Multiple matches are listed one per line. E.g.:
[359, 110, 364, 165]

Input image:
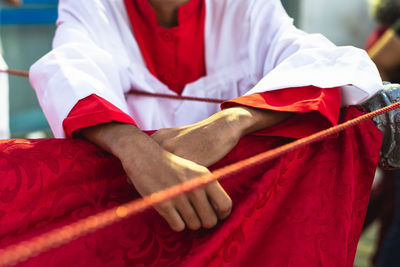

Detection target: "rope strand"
[0, 100, 399, 267]
[0, 69, 29, 78]
[128, 89, 225, 103]
[0, 69, 225, 103]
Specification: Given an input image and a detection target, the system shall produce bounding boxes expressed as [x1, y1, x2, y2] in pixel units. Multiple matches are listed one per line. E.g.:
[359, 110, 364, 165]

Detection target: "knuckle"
[202, 214, 218, 229]
[189, 190, 204, 202]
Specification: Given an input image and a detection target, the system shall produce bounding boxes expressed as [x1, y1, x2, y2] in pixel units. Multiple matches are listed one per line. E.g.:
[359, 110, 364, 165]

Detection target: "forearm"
[368, 27, 400, 81]
[216, 106, 292, 138]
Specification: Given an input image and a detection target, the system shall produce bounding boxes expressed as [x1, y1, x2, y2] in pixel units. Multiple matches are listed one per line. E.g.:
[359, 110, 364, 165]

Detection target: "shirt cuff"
[63, 94, 137, 138]
[221, 86, 341, 139]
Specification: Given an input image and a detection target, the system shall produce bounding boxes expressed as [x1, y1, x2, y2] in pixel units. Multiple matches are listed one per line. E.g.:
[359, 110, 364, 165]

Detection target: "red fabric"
[124, 0, 206, 95]
[222, 86, 341, 139]
[0, 107, 382, 266]
[63, 94, 136, 138]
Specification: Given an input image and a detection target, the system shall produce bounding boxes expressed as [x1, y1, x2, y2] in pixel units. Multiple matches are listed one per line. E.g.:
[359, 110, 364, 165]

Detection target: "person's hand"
[81, 123, 232, 231]
[152, 106, 291, 167]
[122, 146, 232, 231]
[81, 107, 290, 231]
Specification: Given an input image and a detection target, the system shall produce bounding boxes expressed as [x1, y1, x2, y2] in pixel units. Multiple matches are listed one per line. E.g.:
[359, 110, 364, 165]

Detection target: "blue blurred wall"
[0, 0, 58, 137]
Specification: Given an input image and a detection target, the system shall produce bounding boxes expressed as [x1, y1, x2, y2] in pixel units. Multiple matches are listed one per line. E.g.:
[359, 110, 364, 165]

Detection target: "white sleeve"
[246, 0, 382, 106]
[29, 0, 130, 138]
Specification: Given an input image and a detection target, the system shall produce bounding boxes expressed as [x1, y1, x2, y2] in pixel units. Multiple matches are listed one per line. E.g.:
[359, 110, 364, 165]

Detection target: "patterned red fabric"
[0, 107, 381, 266]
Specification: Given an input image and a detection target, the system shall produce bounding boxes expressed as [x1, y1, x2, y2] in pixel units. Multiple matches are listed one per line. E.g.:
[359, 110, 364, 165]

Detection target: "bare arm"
[152, 106, 291, 167]
[79, 104, 289, 232]
[368, 28, 400, 81]
[81, 123, 232, 232]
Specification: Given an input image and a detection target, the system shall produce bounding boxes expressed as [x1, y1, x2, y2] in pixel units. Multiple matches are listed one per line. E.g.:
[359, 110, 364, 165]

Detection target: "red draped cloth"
[0, 107, 381, 266]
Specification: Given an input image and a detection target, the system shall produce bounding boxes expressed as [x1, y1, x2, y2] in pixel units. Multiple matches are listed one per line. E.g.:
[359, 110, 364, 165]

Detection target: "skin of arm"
[81, 106, 291, 231]
[368, 28, 400, 81]
[151, 106, 291, 167]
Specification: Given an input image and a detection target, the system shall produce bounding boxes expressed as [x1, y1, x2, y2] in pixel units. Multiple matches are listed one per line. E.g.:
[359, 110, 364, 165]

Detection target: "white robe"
[29, 0, 382, 138]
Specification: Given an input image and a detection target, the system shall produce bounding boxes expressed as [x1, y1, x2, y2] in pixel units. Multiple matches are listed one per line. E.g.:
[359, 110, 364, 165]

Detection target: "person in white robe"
[29, 0, 383, 231]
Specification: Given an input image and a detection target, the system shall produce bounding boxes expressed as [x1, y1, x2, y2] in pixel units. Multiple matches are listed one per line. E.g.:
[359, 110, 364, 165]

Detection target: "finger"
[174, 196, 202, 230]
[154, 201, 185, 232]
[206, 182, 232, 220]
[189, 189, 218, 229]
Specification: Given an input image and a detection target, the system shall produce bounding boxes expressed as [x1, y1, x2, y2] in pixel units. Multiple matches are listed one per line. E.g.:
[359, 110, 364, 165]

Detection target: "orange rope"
[128, 89, 225, 103]
[0, 100, 399, 267]
[0, 69, 225, 103]
[0, 69, 29, 78]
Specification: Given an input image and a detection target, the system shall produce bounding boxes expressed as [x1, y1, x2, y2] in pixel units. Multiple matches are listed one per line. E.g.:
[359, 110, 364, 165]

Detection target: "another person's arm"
[368, 20, 400, 81]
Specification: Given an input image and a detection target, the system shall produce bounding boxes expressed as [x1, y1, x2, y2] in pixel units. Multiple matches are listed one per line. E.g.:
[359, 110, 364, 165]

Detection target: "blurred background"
[0, 1, 392, 266]
[0, 0, 56, 138]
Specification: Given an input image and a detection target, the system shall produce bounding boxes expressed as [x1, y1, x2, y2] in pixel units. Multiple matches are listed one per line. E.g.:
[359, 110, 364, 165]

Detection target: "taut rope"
[0, 69, 225, 103]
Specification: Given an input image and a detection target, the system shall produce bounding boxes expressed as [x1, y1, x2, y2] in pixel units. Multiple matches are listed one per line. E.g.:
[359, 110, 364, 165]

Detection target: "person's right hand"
[122, 147, 232, 231]
[82, 123, 232, 231]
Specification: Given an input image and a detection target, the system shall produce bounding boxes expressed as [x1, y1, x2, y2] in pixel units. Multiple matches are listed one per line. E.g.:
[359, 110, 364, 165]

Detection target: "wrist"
[111, 125, 164, 164]
[217, 107, 256, 138]
[219, 106, 291, 137]
[81, 123, 164, 164]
